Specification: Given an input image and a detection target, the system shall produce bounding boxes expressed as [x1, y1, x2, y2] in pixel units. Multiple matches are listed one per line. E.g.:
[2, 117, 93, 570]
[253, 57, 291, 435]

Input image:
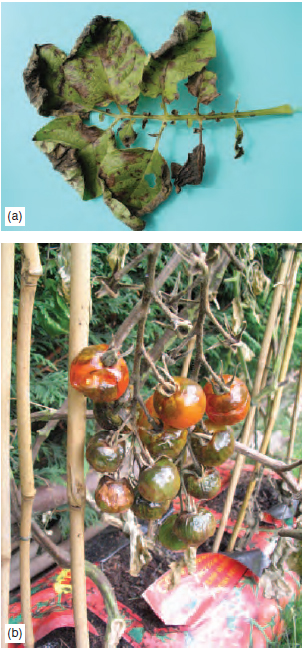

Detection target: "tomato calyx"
[101, 347, 119, 367]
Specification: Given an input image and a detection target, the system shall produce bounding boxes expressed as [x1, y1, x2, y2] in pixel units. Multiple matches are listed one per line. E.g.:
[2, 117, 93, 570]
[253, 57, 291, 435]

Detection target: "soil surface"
[35, 473, 281, 647]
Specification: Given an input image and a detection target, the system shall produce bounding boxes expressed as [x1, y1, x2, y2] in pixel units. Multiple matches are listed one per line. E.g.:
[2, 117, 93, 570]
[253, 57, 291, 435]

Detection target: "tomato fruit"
[139, 426, 188, 459]
[173, 509, 216, 547]
[86, 434, 124, 473]
[191, 429, 235, 467]
[131, 489, 171, 520]
[95, 476, 134, 513]
[138, 394, 188, 458]
[204, 375, 250, 426]
[184, 468, 221, 500]
[138, 457, 180, 503]
[153, 377, 206, 429]
[158, 514, 188, 551]
[93, 386, 132, 430]
[70, 344, 129, 403]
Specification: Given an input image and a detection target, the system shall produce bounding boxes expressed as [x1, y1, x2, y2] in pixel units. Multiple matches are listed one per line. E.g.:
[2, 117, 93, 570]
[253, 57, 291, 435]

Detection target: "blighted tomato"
[173, 509, 216, 547]
[95, 476, 134, 513]
[93, 386, 132, 430]
[191, 430, 235, 467]
[131, 489, 171, 521]
[138, 457, 180, 503]
[153, 377, 206, 429]
[204, 375, 250, 426]
[158, 513, 188, 551]
[138, 395, 188, 458]
[70, 344, 129, 403]
[86, 434, 124, 473]
[184, 468, 221, 500]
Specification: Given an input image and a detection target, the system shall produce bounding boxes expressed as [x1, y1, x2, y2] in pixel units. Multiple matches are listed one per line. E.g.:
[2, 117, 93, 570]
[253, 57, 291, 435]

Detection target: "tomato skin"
[184, 468, 221, 500]
[86, 434, 124, 473]
[204, 375, 250, 426]
[153, 377, 206, 429]
[138, 395, 188, 459]
[138, 457, 180, 503]
[70, 344, 129, 403]
[173, 509, 216, 547]
[191, 429, 234, 467]
[95, 476, 134, 513]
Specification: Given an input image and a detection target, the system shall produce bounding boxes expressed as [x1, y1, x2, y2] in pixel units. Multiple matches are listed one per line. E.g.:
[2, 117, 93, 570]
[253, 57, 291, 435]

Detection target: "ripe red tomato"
[137, 394, 161, 430]
[153, 377, 206, 429]
[70, 344, 129, 403]
[204, 375, 250, 426]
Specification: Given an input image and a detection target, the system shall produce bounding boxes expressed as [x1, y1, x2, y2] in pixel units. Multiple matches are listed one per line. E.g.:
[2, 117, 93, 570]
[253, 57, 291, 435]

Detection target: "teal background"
[1, 2, 302, 232]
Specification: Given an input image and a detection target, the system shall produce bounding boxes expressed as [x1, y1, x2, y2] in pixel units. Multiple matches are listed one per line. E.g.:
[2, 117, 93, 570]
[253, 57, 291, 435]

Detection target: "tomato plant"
[70, 343, 129, 402]
[153, 377, 206, 429]
[204, 375, 250, 425]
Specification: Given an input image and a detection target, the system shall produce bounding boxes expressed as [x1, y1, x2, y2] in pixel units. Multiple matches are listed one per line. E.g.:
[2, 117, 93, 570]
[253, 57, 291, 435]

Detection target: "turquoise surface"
[1, 2, 302, 231]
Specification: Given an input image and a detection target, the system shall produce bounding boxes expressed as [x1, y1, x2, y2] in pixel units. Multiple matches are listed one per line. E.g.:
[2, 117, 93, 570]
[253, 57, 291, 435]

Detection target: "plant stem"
[226, 247, 300, 551]
[212, 246, 293, 553]
[1, 244, 15, 647]
[17, 244, 43, 648]
[94, 104, 294, 125]
[67, 244, 91, 648]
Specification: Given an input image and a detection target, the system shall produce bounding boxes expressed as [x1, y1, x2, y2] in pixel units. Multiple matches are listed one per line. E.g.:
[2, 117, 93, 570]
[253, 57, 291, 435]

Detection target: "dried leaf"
[232, 297, 244, 334]
[118, 120, 138, 148]
[33, 115, 116, 200]
[141, 11, 216, 103]
[63, 16, 146, 110]
[108, 244, 130, 272]
[239, 342, 255, 362]
[186, 69, 219, 105]
[100, 147, 172, 230]
[23, 44, 89, 117]
[171, 133, 206, 193]
[234, 121, 244, 159]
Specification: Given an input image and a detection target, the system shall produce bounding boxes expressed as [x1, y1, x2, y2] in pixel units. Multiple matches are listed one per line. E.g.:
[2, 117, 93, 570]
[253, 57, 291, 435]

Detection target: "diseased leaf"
[141, 11, 216, 103]
[99, 147, 172, 230]
[23, 45, 89, 117]
[118, 120, 138, 147]
[63, 16, 146, 110]
[186, 69, 219, 105]
[33, 115, 116, 200]
[171, 132, 206, 193]
[234, 121, 244, 159]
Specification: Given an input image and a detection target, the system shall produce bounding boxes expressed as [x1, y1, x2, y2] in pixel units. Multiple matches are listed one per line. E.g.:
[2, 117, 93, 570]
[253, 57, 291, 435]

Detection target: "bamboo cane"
[17, 244, 42, 647]
[287, 356, 302, 462]
[212, 246, 293, 553]
[227, 255, 301, 551]
[1, 244, 15, 645]
[67, 244, 91, 648]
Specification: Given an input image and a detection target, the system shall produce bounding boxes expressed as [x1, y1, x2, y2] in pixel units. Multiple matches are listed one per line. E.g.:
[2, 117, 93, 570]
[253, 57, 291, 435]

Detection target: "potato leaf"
[23, 44, 89, 117]
[63, 16, 146, 110]
[33, 115, 116, 200]
[118, 120, 138, 147]
[171, 132, 206, 193]
[141, 11, 216, 103]
[186, 69, 219, 105]
[99, 147, 172, 230]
